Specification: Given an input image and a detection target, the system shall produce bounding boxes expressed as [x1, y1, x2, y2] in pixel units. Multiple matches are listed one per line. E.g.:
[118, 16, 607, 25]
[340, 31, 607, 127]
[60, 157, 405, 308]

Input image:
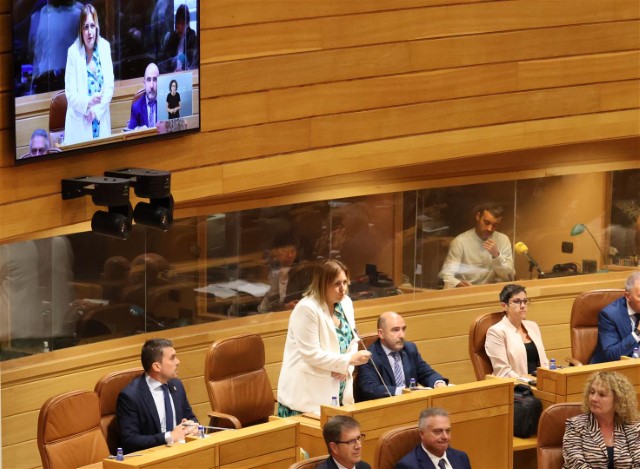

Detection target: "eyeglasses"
[334, 434, 366, 446]
[509, 299, 531, 307]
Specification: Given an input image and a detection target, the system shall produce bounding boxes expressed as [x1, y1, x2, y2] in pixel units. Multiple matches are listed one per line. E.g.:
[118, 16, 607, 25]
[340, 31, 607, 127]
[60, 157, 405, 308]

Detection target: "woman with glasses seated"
[485, 284, 549, 378]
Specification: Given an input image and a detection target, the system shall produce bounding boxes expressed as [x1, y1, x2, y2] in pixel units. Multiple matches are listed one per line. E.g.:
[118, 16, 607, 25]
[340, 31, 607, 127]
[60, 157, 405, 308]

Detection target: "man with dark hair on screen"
[116, 338, 198, 453]
[127, 62, 160, 129]
[439, 202, 514, 288]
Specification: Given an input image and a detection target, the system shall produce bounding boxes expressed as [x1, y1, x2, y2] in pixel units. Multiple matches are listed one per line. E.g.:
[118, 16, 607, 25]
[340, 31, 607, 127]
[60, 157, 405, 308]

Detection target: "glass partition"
[1, 168, 638, 360]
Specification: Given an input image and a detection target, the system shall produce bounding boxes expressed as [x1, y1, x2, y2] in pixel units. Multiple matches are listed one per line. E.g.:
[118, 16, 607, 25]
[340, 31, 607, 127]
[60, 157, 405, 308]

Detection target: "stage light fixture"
[61, 176, 133, 239]
[104, 168, 174, 231]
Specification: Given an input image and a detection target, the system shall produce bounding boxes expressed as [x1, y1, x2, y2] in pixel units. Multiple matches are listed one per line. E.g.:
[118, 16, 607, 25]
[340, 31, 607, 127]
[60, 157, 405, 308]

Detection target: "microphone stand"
[356, 333, 393, 398]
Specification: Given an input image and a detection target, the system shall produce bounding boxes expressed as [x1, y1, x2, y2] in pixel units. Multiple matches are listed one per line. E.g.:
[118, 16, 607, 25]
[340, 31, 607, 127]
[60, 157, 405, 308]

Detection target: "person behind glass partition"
[485, 284, 549, 378]
[160, 4, 198, 73]
[439, 202, 514, 288]
[63, 4, 114, 145]
[128, 62, 160, 129]
[29, 0, 83, 94]
[563, 371, 640, 468]
[258, 233, 302, 313]
[590, 271, 640, 364]
[276, 259, 371, 416]
[166, 79, 181, 119]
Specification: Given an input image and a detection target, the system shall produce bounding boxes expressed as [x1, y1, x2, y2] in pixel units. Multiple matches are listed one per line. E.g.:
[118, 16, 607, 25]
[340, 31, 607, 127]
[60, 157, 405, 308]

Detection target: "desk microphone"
[514, 242, 545, 277]
[355, 329, 393, 398]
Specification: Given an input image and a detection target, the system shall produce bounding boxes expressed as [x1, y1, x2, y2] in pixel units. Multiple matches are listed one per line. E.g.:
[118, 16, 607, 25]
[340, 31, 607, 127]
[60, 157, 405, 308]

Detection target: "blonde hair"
[305, 259, 349, 307]
[582, 371, 639, 424]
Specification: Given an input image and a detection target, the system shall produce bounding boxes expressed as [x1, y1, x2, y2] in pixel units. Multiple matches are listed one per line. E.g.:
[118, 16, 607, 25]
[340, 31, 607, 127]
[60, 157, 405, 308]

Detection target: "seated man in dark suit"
[396, 407, 471, 469]
[358, 311, 447, 400]
[116, 338, 198, 453]
[317, 415, 371, 469]
[127, 63, 159, 129]
[591, 271, 640, 363]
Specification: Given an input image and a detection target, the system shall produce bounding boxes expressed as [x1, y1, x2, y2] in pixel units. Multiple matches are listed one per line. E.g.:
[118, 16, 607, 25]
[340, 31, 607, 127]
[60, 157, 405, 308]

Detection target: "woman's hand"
[88, 92, 102, 107]
[331, 372, 347, 381]
[349, 350, 372, 366]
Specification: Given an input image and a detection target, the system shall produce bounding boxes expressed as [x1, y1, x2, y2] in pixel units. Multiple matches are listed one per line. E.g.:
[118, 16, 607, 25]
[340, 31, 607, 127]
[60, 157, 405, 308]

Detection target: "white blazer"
[485, 315, 549, 378]
[277, 295, 360, 413]
[64, 36, 114, 145]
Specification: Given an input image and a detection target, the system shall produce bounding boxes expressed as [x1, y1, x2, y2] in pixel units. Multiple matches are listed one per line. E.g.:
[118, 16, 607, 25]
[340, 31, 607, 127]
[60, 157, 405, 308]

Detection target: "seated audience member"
[160, 4, 198, 73]
[590, 271, 640, 364]
[28, 128, 50, 157]
[116, 338, 197, 453]
[396, 407, 471, 469]
[439, 203, 514, 288]
[358, 311, 447, 400]
[318, 415, 371, 469]
[276, 260, 371, 416]
[563, 371, 640, 468]
[128, 63, 160, 129]
[485, 284, 549, 378]
[258, 234, 304, 313]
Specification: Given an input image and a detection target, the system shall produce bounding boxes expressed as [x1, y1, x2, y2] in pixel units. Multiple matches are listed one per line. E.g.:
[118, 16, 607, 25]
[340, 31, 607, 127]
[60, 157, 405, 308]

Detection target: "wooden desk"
[293, 379, 514, 469]
[82, 419, 299, 469]
[535, 360, 640, 408]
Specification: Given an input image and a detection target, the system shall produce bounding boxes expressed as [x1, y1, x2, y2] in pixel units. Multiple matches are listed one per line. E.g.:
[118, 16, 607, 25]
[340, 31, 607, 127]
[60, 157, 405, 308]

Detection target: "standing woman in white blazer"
[63, 4, 114, 145]
[485, 284, 549, 378]
[277, 259, 372, 416]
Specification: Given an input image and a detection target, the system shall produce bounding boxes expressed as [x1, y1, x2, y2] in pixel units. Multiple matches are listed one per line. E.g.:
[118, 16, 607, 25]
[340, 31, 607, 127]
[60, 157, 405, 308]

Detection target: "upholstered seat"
[95, 367, 144, 454]
[569, 289, 625, 365]
[37, 390, 109, 469]
[537, 402, 582, 469]
[204, 333, 275, 428]
[288, 455, 329, 469]
[48, 90, 67, 146]
[468, 311, 504, 380]
[375, 424, 421, 469]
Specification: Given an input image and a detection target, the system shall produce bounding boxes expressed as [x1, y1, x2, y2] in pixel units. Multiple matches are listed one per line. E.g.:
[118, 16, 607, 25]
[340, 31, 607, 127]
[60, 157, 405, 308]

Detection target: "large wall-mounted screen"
[12, 0, 200, 164]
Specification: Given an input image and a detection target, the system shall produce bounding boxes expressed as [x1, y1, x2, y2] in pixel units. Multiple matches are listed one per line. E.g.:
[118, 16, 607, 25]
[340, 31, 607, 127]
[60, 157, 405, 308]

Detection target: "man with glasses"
[28, 128, 50, 157]
[439, 202, 514, 288]
[591, 271, 640, 364]
[318, 415, 371, 469]
[485, 284, 549, 377]
[358, 311, 448, 401]
[396, 407, 471, 469]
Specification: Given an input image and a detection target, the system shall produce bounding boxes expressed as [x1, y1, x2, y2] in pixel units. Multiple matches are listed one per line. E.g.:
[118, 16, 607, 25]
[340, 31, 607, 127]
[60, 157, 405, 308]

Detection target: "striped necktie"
[390, 351, 405, 388]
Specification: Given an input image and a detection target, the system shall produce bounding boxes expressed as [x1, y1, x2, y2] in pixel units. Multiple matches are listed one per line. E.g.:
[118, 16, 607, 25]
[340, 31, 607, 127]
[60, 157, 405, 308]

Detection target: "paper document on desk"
[194, 280, 270, 298]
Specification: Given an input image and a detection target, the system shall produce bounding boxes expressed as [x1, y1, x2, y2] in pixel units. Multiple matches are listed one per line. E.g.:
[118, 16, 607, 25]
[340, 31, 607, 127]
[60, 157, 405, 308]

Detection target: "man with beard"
[439, 202, 514, 288]
[127, 62, 159, 129]
[357, 311, 447, 401]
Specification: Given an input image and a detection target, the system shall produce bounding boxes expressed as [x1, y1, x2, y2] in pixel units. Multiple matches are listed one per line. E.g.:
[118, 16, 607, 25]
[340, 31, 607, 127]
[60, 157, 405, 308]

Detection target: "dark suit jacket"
[357, 339, 447, 400]
[395, 445, 471, 469]
[116, 374, 196, 453]
[591, 297, 637, 364]
[128, 95, 152, 129]
[316, 456, 371, 469]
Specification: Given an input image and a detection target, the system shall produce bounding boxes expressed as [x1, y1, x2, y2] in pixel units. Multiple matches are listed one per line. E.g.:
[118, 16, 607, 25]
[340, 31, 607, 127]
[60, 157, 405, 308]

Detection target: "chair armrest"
[565, 357, 583, 366]
[207, 411, 242, 429]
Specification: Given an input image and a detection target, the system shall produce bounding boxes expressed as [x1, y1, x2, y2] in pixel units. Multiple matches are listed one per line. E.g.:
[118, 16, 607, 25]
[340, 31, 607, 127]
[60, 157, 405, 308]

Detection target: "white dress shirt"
[144, 374, 176, 443]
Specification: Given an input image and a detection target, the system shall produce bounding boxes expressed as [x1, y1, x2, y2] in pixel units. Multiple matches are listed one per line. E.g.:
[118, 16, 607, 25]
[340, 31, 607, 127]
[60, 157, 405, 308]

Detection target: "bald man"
[127, 63, 160, 129]
[357, 312, 448, 401]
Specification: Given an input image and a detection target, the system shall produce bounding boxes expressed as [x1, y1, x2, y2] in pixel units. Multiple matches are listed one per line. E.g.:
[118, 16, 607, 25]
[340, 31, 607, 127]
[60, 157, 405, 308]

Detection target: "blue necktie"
[161, 384, 174, 431]
[390, 351, 405, 388]
[438, 459, 446, 469]
[148, 101, 156, 126]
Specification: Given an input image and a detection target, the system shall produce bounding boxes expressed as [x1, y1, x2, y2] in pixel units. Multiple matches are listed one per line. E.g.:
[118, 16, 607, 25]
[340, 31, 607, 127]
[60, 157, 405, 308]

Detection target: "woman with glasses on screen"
[485, 284, 549, 378]
[63, 4, 113, 145]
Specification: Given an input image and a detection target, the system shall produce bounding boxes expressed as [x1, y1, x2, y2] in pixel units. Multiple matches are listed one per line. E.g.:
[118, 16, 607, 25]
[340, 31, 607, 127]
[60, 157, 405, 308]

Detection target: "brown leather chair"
[48, 91, 67, 145]
[288, 455, 329, 469]
[375, 424, 421, 469]
[536, 402, 582, 469]
[468, 311, 504, 380]
[204, 333, 275, 428]
[569, 289, 625, 365]
[94, 367, 144, 454]
[37, 390, 110, 469]
[353, 332, 379, 402]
